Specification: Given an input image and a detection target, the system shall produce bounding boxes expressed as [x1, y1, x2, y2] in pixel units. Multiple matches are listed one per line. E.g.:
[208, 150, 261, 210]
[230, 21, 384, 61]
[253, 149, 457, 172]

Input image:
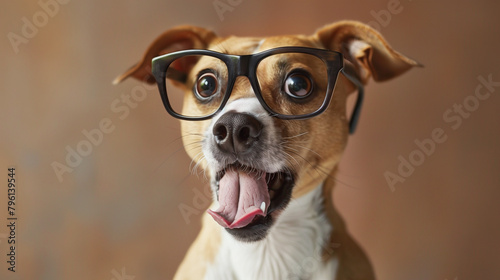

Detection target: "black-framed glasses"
[151, 46, 364, 133]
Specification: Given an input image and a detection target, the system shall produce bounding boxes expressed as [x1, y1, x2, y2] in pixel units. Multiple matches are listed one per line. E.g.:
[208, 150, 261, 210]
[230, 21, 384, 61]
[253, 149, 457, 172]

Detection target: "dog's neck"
[205, 183, 338, 280]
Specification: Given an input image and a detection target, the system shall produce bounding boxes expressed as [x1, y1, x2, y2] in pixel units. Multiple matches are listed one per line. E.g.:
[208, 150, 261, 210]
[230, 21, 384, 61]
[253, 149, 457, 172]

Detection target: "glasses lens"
[256, 52, 329, 117]
[165, 55, 228, 118]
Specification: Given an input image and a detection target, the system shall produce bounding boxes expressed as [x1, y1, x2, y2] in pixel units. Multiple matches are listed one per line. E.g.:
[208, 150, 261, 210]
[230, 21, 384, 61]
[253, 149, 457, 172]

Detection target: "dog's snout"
[213, 112, 263, 154]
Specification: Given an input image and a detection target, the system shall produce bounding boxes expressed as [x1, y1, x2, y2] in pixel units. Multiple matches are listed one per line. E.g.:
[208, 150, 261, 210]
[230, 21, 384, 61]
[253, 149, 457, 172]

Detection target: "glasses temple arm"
[340, 69, 364, 134]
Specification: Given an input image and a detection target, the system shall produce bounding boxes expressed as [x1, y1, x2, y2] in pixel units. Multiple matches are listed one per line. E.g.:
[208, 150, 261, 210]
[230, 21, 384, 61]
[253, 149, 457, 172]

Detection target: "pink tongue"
[207, 170, 270, 229]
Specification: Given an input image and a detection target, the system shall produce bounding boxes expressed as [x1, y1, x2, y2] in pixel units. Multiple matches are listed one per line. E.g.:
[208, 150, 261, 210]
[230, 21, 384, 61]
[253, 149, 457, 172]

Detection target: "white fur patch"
[204, 184, 338, 280]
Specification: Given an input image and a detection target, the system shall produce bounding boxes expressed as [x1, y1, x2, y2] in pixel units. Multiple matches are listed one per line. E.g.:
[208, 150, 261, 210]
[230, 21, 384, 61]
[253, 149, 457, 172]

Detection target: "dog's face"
[116, 21, 419, 242]
[180, 37, 351, 241]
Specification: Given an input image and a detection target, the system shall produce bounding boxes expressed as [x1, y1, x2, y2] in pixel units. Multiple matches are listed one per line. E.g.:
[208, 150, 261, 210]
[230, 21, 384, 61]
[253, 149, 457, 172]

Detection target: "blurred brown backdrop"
[1, 0, 499, 279]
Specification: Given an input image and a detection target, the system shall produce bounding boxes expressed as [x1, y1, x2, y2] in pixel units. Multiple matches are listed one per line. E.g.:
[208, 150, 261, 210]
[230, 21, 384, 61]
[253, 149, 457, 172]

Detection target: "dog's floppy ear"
[113, 25, 216, 85]
[315, 20, 421, 84]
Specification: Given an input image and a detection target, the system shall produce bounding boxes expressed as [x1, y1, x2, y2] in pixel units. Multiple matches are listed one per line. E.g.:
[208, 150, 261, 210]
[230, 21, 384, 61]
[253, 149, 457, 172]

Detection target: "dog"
[115, 20, 419, 280]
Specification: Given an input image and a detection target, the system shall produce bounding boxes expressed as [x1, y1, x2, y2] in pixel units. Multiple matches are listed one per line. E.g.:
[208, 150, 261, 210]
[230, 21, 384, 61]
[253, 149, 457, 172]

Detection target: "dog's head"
[115, 21, 419, 242]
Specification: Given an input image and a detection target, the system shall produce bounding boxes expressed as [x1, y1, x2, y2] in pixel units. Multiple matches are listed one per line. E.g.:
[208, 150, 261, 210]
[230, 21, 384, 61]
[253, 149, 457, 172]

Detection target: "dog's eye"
[196, 73, 218, 98]
[283, 72, 313, 98]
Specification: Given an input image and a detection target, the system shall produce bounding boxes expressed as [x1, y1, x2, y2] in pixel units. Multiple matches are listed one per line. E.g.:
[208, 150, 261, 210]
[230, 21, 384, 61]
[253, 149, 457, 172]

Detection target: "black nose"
[212, 111, 263, 155]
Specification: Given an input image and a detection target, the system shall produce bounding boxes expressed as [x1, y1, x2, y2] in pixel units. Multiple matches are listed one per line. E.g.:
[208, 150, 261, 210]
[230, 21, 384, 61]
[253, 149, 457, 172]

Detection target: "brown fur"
[116, 20, 420, 279]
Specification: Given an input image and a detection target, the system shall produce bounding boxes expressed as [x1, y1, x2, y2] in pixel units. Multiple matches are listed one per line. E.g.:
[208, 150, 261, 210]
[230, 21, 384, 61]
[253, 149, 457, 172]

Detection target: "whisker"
[152, 132, 206, 174]
[316, 164, 362, 190]
[285, 143, 323, 159]
[282, 150, 301, 170]
[283, 148, 317, 172]
[164, 132, 204, 147]
[183, 141, 204, 152]
[283, 145, 332, 180]
[193, 157, 208, 180]
[189, 151, 205, 174]
[281, 131, 309, 140]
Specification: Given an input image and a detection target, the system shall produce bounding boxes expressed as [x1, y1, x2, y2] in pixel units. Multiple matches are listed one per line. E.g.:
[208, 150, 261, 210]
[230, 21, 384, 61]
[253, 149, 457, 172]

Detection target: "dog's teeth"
[260, 201, 266, 213]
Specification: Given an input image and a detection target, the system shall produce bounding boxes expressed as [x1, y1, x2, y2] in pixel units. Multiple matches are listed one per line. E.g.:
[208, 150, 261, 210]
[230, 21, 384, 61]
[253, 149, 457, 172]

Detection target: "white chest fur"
[204, 184, 338, 280]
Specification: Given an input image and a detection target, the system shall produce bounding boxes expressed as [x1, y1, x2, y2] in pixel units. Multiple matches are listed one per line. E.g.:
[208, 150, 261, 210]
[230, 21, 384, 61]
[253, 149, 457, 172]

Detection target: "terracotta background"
[1, 0, 499, 279]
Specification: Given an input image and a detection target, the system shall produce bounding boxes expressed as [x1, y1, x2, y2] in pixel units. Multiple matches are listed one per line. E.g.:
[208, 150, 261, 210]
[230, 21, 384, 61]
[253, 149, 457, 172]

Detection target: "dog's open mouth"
[207, 163, 294, 233]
